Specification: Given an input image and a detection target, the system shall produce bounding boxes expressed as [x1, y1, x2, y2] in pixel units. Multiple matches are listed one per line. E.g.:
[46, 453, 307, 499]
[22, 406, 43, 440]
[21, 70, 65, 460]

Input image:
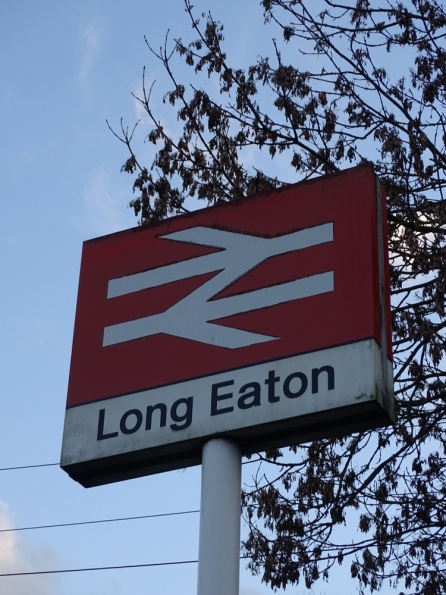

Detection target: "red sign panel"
[68, 165, 389, 406]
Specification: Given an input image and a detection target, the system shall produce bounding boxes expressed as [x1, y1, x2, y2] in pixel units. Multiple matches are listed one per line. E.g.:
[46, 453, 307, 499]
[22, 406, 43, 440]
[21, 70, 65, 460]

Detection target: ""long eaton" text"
[97, 365, 335, 441]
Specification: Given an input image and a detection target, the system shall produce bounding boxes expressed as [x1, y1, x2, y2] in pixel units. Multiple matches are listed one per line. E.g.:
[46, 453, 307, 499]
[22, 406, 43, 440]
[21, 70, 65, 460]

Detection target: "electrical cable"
[0, 559, 198, 577]
[0, 458, 262, 538]
[0, 459, 257, 579]
[0, 509, 199, 533]
[0, 556, 250, 577]
[0, 463, 59, 471]
[0, 457, 261, 472]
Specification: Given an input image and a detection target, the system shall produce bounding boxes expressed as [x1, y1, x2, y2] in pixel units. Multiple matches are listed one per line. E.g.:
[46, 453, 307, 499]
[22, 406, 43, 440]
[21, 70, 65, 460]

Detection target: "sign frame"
[61, 165, 394, 487]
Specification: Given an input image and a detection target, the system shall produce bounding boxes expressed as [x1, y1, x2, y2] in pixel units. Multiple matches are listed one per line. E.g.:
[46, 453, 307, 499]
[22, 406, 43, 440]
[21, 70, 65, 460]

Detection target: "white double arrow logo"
[103, 223, 334, 349]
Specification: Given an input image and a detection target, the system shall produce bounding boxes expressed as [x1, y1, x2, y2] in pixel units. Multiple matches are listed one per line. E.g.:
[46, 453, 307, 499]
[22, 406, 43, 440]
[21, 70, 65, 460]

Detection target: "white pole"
[197, 438, 242, 595]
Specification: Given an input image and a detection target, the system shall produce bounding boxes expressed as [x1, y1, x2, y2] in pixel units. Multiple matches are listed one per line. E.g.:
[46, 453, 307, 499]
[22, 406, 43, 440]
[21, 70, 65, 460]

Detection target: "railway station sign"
[61, 165, 394, 487]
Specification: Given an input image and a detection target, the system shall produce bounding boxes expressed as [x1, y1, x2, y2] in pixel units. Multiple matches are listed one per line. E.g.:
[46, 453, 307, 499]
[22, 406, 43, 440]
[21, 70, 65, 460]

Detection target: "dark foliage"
[110, 1, 446, 592]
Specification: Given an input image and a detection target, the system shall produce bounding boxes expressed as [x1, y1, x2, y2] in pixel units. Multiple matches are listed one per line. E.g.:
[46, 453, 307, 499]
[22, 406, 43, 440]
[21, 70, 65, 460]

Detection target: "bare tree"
[110, 1, 446, 593]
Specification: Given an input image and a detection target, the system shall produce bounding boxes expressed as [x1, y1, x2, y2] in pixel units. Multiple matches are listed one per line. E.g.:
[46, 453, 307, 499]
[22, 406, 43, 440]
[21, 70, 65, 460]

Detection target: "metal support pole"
[197, 438, 242, 595]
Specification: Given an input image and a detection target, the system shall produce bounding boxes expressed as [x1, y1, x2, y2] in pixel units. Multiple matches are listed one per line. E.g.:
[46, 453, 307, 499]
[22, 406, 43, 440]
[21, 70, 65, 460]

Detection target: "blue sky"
[0, 2, 401, 594]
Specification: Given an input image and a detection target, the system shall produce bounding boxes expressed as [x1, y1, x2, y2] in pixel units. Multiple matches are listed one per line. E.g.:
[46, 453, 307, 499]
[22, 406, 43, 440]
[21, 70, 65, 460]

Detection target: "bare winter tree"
[110, 1, 446, 593]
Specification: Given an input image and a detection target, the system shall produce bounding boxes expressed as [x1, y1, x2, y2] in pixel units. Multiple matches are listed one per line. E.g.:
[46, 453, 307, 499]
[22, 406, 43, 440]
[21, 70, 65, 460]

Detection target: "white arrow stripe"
[107, 223, 333, 299]
[103, 272, 333, 348]
[206, 272, 334, 320]
[103, 316, 275, 349]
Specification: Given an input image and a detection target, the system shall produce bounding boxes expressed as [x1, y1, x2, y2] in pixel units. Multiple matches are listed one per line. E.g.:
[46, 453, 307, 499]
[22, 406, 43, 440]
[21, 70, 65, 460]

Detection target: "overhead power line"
[0, 457, 261, 472]
[0, 463, 59, 471]
[0, 559, 199, 577]
[0, 556, 250, 578]
[0, 509, 199, 533]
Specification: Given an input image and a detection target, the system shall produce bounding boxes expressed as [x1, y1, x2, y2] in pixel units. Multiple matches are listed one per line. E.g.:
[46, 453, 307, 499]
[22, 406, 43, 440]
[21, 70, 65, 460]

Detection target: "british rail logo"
[103, 223, 334, 349]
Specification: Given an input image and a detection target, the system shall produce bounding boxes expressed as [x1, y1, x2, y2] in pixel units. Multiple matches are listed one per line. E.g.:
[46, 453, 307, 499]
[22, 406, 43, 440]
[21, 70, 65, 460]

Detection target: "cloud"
[79, 23, 100, 91]
[0, 501, 59, 595]
[78, 166, 136, 237]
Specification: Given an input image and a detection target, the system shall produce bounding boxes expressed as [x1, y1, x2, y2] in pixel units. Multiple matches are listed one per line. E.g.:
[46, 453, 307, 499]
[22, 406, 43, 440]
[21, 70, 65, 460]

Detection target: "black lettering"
[97, 409, 118, 440]
[238, 382, 261, 410]
[211, 380, 234, 416]
[120, 409, 143, 435]
[311, 366, 335, 393]
[283, 372, 308, 399]
[170, 397, 193, 431]
[265, 370, 280, 403]
[146, 403, 167, 430]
